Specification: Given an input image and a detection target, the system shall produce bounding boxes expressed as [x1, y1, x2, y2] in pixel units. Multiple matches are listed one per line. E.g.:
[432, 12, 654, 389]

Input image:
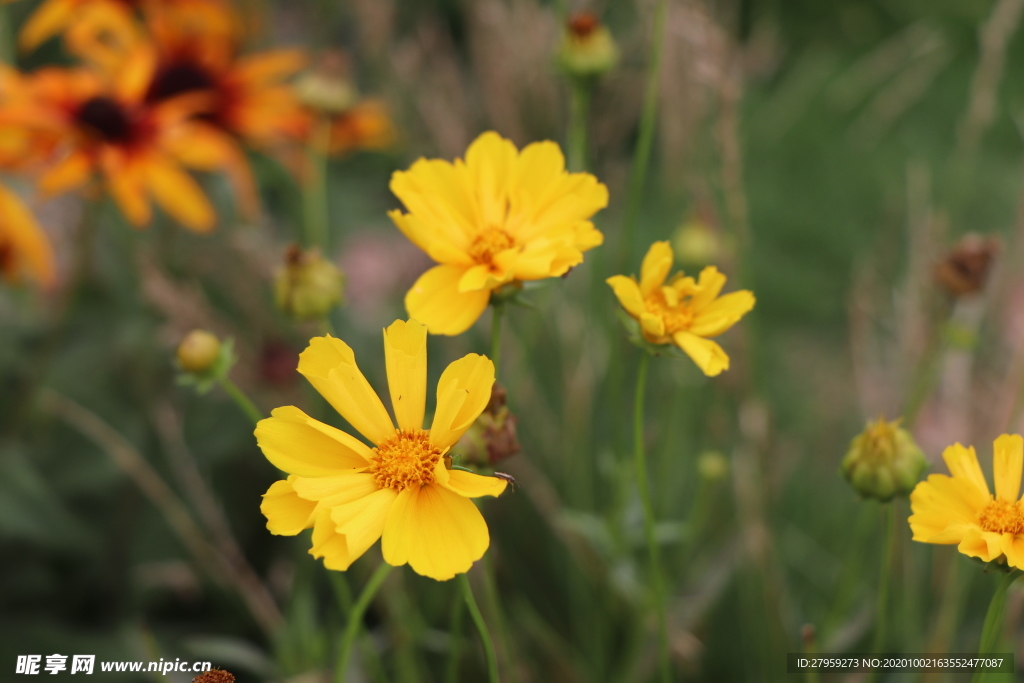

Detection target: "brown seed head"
[192, 669, 235, 683]
[934, 233, 999, 297]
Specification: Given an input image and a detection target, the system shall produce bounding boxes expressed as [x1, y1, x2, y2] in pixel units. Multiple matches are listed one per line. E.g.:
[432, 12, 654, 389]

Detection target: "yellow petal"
[383, 319, 428, 431]
[689, 290, 756, 337]
[327, 487, 398, 570]
[639, 241, 673, 297]
[941, 444, 991, 497]
[606, 275, 645, 318]
[291, 472, 377, 504]
[430, 353, 495, 450]
[310, 508, 351, 570]
[909, 475, 982, 543]
[381, 483, 490, 581]
[957, 528, 1003, 562]
[1003, 534, 1024, 570]
[463, 131, 517, 229]
[993, 434, 1023, 502]
[672, 331, 730, 377]
[434, 460, 507, 498]
[405, 264, 491, 336]
[143, 156, 217, 233]
[459, 263, 511, 293]
[689, 266, 728, 309]
[298, 337, 396, 445]
[255, 406, 372, 476]
[387, 209, 472, 265]
[640, 312, 666, 339]
[261, 477, 317, 535]
[389, 160, 477, 241]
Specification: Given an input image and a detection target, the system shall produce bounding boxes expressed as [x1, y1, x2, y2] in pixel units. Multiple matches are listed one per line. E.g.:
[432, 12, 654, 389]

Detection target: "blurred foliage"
[3, 0, 1024, 681]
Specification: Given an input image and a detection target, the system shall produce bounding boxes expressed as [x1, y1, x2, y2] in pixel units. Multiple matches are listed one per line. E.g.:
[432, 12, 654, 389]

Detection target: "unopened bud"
[558, 12, 618, 79]
[295, 50, 359, 114]
[274, 245, 345, 321]
[459, 385, 521, 466]
[841, 417, 926, 501]
[176, 330, 221, 373]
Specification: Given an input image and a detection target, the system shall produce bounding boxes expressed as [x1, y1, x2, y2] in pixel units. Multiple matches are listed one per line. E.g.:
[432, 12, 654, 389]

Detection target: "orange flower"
[0, 182, 55, 287]
[0, 55, 217, 231]
[321, 100, 394, 157]
[16, 0, 236, 56]
[72, 5, 306, 219]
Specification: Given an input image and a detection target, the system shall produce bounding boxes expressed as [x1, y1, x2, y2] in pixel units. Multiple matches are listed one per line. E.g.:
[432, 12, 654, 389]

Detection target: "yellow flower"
[0, 182, 55, 286]
[257, 319, 508, 581]
[607, 241, 755, 376]
[909, 434, 1024, 568]
[389, 131, 607, 335]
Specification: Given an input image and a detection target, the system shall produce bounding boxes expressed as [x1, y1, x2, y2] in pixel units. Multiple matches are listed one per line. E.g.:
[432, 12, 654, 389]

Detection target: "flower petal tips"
[608, 241, 754, 376]
[390, 131, 607, 335]
[258, 321, 507, 581]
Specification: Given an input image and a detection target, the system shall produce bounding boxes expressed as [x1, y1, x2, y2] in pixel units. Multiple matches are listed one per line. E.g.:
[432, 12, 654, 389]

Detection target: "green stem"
[304, 115, 332, 249]
[336, 563, 393, 683]
[460, 573, 499, 683]
[445, 597, 464, 683]
[490, 305, 504, 376]
[866, 503, 896, 683]
[622, 0, 669, 262]
[568, 79, 591, 172]
[633, 353, 671, 683]
[218, 377, 263, 426]
[969, 570, 1020, 683]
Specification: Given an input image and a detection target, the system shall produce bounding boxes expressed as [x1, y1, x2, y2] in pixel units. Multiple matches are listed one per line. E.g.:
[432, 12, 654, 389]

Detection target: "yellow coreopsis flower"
[257, 319, 508, 581]
[607, 241, 755, 376]
[0, 182, 55, 286]
[910, 434, 1024, 568]
[389, 131, 607, 335]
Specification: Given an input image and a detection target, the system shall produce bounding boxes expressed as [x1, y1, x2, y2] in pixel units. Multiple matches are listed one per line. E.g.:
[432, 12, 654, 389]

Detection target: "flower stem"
[868, 502, 896, 683]
[335, 563, 393, 683]
[633, 353, 671, 683]
[568, 79, 591, 172]
[969, 570, 1020, 683]
[622, 0, 669, 262]
[304, 115, 332, 249]
[217, 377, 264, 426]
[490, 304, 505, 376]
[460, 572, 499, 683]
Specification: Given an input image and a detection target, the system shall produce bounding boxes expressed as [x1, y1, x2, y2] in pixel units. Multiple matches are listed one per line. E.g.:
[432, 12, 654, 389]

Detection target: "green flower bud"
[274, 245, 345, 321]
[841, 417, 927, 501]
[557, 12, 618, 79]
[176, 330, 221, 373]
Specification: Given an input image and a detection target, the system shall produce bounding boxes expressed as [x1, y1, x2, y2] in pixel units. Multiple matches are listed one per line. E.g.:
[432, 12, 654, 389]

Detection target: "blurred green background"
[3, 0, 1024, 680]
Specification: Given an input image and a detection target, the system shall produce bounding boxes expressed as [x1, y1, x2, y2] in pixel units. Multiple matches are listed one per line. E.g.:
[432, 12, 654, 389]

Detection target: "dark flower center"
[76, 97, 133, 143]
[146, 62, 216, 103]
